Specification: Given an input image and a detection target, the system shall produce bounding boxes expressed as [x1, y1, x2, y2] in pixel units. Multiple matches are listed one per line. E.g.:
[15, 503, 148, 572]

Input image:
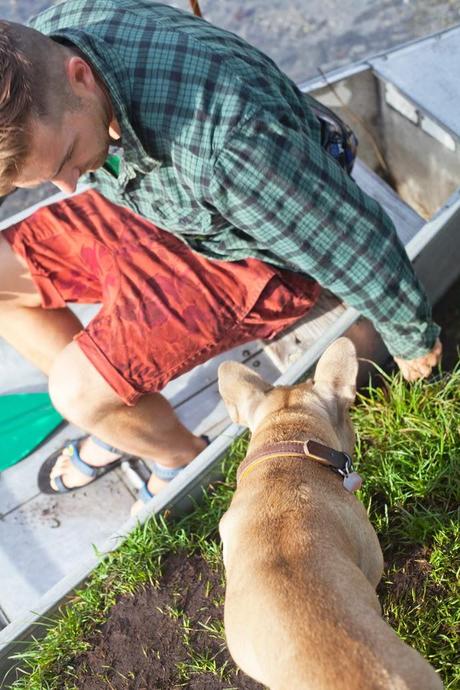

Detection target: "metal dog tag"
[343, 472, 362, 493]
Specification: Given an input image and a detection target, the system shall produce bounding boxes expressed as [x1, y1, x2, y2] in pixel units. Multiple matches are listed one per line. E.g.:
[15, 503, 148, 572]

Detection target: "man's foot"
[130, 435, 210, 516]
[128, 465, 183, 517]
[37, 436, 124, 494]
[49, 436, 122, 491]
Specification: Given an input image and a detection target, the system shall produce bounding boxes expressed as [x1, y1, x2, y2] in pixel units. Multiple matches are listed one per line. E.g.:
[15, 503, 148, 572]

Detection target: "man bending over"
[0, 2, 441, 507]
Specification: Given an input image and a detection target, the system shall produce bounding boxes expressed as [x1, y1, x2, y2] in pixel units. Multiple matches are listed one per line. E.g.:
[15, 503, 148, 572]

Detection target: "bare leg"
[0, 233, 82, 371]
[48, 342, 207, 493]
[0, 305, 84, 373]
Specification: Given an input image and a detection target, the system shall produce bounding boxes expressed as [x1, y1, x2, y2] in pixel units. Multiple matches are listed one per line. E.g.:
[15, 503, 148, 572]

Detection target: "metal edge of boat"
[1, 26, 460, 683]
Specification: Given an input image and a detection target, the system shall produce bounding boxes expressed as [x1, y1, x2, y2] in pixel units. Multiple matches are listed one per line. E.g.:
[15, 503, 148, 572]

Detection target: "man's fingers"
[404, 365, 428, 382]
[404, 367, 429, 382]
[434, 338, 443, 355]
[428, 339, 443, 364]
[394, 338, 442, 382]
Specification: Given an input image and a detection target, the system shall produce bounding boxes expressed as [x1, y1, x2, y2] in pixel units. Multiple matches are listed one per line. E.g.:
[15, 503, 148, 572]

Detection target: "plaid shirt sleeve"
[208, 107, 440, 359]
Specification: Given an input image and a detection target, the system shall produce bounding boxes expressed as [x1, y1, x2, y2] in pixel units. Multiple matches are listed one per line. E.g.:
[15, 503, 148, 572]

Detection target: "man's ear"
[218, 361, 272, 429]
[65, 55, 98, 96]
[313, 338, 358, 414]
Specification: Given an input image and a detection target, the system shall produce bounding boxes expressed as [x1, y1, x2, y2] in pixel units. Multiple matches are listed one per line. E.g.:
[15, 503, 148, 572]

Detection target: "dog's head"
[218, 337, 358, 455]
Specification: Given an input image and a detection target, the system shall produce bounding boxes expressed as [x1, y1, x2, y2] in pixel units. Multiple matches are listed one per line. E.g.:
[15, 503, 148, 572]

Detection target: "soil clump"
[73, 551, 263, 690]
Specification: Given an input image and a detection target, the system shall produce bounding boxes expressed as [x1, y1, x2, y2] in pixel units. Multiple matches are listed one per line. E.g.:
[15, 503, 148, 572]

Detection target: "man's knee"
[48, 341, 123, 426]
[0, 233, 42, 308]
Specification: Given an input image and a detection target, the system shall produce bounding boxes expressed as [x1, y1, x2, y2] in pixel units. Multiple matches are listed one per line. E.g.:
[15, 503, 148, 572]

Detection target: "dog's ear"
[218, 361, 273, 429]
[313, 338, 358, 412]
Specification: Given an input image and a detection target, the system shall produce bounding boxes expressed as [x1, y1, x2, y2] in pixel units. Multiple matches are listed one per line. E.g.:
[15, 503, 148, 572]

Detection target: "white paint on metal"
[420, 115, 456, 152]
[382, 70, 459, 153]
[384, 82, 418, 124]
[371, 26, 460, 140]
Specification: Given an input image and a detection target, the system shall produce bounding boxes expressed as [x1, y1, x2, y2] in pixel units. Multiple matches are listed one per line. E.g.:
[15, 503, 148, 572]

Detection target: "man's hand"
[394, 338, 442, 382]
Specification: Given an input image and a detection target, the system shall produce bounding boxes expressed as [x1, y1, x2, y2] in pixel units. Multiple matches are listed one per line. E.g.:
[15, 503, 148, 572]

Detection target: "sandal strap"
[151, 463, 185, 481]
[91, 436, 122, 454]
[53, 474, 72, 493]
[139, 482, 154, 503]
[66, 441, 99, 478]
[150, 436, 210, 481]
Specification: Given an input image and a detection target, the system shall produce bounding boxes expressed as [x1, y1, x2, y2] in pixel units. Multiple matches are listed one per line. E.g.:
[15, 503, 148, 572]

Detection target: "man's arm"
[208, 108, 441, 377]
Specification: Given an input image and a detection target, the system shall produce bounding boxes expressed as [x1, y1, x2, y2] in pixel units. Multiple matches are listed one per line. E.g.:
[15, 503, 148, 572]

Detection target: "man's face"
[14, 97, 112, 194]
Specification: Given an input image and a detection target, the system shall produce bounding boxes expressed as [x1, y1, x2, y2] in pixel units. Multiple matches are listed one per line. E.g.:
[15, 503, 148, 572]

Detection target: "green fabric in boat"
[0, 393, 63, 471]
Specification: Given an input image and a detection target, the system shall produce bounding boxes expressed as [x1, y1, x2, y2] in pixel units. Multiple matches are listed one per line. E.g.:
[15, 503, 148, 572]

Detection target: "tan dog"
[218, 338, 443, 690]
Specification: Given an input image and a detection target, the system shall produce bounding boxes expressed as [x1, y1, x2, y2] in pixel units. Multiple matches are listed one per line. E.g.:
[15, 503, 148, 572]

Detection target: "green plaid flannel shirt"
[31, 0, 440, 359]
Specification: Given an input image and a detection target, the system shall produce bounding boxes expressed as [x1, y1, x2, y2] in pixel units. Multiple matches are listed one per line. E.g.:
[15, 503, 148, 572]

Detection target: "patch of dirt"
[73, 552, 263, 690]
[390, 546, 434, 600]
[379, 545, 446, 602]
[378, 544, 449, 635]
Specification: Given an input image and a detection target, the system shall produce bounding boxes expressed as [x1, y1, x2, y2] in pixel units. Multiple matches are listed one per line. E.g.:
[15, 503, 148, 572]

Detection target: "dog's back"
[218, 339, 443, 690]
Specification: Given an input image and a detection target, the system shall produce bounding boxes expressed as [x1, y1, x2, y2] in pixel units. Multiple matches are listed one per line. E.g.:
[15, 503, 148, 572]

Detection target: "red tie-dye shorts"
[4, 190, 319, 405]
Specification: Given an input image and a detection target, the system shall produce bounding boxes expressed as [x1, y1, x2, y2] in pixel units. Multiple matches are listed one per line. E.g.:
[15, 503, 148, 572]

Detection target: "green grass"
[352, 366, 460, 687]
[5, 369, 460, 690]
